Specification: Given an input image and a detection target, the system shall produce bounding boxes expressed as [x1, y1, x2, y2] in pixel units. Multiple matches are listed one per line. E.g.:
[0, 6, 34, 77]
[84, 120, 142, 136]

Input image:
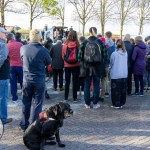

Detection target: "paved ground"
[0, 79, 150, 150]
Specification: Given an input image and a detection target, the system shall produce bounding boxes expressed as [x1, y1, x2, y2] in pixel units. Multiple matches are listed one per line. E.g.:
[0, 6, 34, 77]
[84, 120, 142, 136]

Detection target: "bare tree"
[21, 0, 57, 29]
[113, 0, 137, 39]
[136, 0, 150, 35]
[96, 0, 115, 36]
[0, 0, 15, 24]
[68, 0, 97, 36]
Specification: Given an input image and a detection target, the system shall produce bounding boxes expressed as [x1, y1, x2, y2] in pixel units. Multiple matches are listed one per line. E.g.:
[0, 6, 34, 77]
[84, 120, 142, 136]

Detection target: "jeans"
[0, 80, 8, 123]
[134, 74, 144, 93]
[10, 66, 23, 101]
[143, 70, 150, 87]
[20, 82, 45, 130]
[84, 76, 100, 105]
[53, 69, 63, 89]
[127, 68, 132, 94]
[64, 67, 80, 99]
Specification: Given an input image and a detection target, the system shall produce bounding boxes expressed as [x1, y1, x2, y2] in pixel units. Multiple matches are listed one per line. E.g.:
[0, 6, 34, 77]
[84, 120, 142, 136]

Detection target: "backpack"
[84, 39, 102, 63]
[64, 46, 79, 64]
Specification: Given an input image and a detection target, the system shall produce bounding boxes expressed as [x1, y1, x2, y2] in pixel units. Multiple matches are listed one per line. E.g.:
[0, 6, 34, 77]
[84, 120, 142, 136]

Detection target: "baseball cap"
[0, 27, 8, 33]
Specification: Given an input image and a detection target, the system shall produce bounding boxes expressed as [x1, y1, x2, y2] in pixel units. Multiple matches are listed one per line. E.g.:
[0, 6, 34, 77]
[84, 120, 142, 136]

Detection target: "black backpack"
[64, 46, 79, 64]
[84, 39, 102, 63]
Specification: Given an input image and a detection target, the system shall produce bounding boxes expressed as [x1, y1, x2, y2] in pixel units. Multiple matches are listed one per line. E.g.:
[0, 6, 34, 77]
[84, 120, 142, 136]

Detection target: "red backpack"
[64, 46, 79, 64]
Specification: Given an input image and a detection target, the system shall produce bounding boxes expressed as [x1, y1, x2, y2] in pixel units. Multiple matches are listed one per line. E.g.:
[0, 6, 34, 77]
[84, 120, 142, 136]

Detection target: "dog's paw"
[58, 142, 65, 147]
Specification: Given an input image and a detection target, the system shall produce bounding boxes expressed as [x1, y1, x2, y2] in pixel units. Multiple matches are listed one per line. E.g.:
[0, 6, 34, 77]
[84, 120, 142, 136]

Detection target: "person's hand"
[47, 65, 52, 72]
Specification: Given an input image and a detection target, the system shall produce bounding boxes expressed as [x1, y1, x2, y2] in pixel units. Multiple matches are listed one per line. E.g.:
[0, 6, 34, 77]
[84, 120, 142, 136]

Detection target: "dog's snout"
[70, 109, 73, 114]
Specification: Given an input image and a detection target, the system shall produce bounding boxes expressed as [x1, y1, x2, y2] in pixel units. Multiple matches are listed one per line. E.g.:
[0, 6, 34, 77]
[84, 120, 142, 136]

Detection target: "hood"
[136, 41, 147, 49]
[67, 41, 77, 48]
[116, 49, 126, 55]
[106, 39, 114, 47]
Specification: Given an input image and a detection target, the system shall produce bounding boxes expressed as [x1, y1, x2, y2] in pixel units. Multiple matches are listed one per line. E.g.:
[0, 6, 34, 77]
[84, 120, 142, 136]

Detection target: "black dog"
[23, 102, 73, 150]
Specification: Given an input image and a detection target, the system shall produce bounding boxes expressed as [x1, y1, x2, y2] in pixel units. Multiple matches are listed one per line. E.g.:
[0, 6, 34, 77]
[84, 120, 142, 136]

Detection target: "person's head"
[97, 34, 102, 38]
[29, 29, 41, 42]
[79, 36, 85, 43]
[124, 34, 131, 41]
[89, 27, 97, 37]
[6, 33, 15, 42]
[116, 39, 126, 52]
[15, 32, 22, 40]
[135, 36, 143, 45]
[130, 38, 135, 45]
[0, 27, 8, 41]
[66, 30, 79, 46]
[105, 31, 112, 38]
[145, 36, 150, 43]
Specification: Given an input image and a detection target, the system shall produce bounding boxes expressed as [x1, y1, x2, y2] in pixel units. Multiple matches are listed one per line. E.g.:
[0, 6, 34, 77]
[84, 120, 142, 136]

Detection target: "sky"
[4, 4, 150, 37]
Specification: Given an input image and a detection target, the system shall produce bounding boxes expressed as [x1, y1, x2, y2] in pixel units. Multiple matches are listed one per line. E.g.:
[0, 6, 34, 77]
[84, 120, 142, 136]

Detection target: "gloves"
[47, 65, 52, 72]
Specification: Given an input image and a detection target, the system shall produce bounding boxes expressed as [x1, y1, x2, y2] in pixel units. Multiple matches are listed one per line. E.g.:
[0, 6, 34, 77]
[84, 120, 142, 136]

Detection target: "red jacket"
[7, 40, 23, 67]
[62, 41, 80, 67]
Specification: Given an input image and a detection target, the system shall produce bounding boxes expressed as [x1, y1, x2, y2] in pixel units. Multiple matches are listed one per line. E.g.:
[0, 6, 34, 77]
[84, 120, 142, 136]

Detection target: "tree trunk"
[82, 23, 85, 36]
[30, 17, 33, 30]
[101, 21, 105, 37]
[139, 19, 143, 35]
[0, 0, 5, 24]
[120, 21, 124, 39]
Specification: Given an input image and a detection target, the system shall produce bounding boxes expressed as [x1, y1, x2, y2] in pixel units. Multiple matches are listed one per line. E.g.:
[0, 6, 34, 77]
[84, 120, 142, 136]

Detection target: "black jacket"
[78, 36, 109, 77]
[50, 42, 64, 69]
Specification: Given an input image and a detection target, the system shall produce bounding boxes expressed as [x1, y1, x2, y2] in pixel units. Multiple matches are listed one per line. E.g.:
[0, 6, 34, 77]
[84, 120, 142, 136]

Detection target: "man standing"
[20, 29, 51, 131]
[7, 33, 23, 105]
[0, 28, 13, 124]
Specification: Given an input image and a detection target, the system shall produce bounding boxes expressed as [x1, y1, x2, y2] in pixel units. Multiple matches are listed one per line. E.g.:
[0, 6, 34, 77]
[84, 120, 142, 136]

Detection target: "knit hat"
[99, 37, 106, 43]
[29, 29, 41, 42]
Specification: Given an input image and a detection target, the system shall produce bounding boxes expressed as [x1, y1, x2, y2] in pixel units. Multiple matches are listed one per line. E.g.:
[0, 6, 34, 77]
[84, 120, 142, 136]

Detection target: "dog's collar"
[48, 118, 55, 121]
[39, 112, 56, 124]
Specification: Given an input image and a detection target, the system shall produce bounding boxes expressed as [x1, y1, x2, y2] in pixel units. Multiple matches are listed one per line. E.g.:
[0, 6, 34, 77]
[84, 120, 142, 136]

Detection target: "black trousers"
[53, 69, 63, 89]
[111, 78, 127, 107]
[134, 74, 144, 93]
[77, 77, 84, 91]
[127, 68, 132, 95]
[64, 66, 80, 99]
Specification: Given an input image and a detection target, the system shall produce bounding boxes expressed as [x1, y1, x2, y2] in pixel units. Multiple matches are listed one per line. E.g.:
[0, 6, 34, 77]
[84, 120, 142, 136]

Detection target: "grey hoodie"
[110, 49, 128, 79]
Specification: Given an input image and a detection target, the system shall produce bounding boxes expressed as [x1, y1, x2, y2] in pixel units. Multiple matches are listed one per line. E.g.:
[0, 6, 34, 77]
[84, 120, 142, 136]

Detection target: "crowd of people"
[0, 26, 150, 132]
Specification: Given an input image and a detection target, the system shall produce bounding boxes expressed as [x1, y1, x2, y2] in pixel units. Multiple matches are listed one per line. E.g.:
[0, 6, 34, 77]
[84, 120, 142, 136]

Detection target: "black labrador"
[23, 102, 73, 150]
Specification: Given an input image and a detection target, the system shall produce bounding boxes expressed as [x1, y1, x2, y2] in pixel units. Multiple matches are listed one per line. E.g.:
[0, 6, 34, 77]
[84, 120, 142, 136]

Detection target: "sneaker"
[73, 99, 80, 103]
[60, 87, 64, 91]
[77, 91, 80, 95]
[131, 93, 139, 96]
[84, 104, 90, 109]
[111, 105, 121, 109]
[81, 91, 84, 96]
[93, 103, 100, 109]
[4, 118, 13, 124]
[139, 92, 144, 97]
[99, 97, 104, 102]
[63, 98, 68, 102]
[105, 93, 109, 98]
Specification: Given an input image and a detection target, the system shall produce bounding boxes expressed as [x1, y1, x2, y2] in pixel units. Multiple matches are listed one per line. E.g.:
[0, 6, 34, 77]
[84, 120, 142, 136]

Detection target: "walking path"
[1, 79, 150, 150]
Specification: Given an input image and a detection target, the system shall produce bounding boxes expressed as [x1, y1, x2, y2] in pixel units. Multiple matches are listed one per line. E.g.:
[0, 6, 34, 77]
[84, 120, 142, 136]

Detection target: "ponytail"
[89, 27, 97, 37]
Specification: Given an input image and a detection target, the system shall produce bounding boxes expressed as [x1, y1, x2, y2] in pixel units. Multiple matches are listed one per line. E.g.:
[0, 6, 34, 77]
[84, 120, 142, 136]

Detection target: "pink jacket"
[7, 40, 23, 67]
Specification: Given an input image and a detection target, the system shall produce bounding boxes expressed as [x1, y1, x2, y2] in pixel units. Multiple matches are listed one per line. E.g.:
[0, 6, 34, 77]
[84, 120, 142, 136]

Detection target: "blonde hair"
[29, 29, 41, 42]
[135, 36, 143, 44]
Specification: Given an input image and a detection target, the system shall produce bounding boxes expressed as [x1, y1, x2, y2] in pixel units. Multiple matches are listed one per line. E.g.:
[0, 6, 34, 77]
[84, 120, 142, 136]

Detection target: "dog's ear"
[51, 104, 60, 117]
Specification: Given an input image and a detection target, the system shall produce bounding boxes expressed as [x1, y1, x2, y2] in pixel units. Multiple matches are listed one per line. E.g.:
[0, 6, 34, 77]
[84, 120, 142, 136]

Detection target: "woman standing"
[62, 30, 80, 102]
[132, 36, 146, 96]
[110, 39, 128, 109]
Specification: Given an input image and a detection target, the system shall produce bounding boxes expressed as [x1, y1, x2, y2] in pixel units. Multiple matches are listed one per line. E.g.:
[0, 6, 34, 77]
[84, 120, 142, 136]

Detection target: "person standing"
[50, 39, 64, 91]
[20, 29, 51, 131]
[7, 33, 23, 105]
[15, 32, 26, 45]
[110, 39, 128, 109]
[79, 27, 108, 109]
[0, 28, 13, 124]
[62, 30, 80, 102]
[123, 34, 134, 95]
[132, 36, 146, 96]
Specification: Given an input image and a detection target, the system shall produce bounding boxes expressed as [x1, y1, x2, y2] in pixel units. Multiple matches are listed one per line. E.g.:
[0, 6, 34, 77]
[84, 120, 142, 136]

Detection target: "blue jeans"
[10, 66, 23, 101]
[84, 76, 100, 105]
[0, 80, 8, 123]
[20, 82, 45, 130]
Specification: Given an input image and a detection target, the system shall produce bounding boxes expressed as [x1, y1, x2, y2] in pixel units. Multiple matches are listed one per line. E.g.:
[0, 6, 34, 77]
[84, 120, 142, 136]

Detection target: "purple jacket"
[132, 41, 146, 75]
